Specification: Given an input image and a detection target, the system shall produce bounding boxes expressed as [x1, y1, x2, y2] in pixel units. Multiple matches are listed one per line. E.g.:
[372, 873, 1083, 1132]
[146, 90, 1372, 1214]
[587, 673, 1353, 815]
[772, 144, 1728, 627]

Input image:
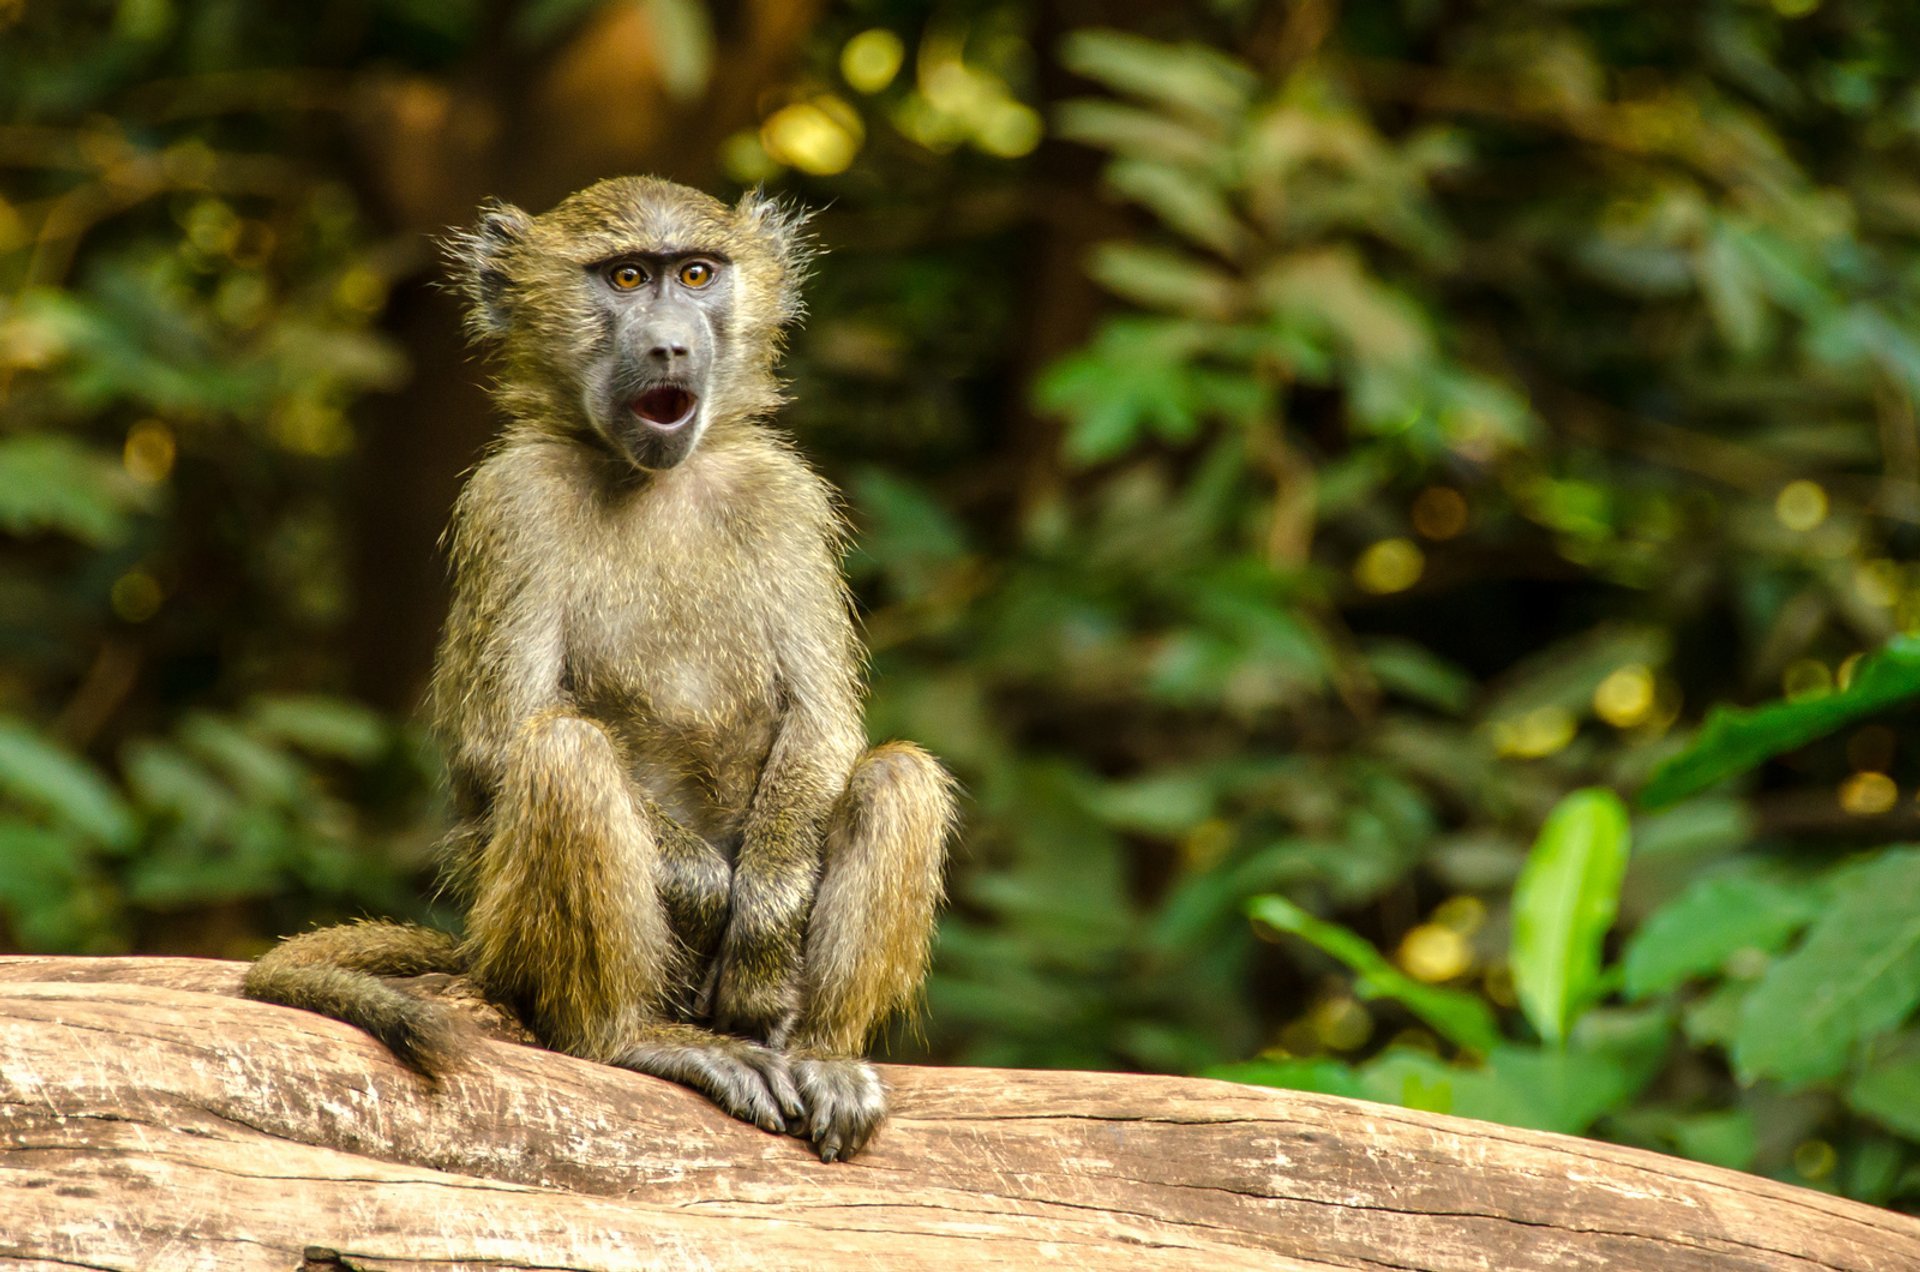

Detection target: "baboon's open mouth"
[630, 386, 697, 429]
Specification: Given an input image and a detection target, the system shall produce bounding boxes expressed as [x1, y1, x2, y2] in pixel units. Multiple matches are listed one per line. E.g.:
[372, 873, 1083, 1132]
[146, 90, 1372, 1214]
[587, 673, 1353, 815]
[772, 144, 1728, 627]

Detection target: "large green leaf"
[1510, 788, 1632, 1045]
[1641, 637, 1920, 808]
[0, 717, 137, 848]
[1622, 868, 1821, 999]
[1734, 849, 1920, 1085]
[1248, 893, 1501, 1053]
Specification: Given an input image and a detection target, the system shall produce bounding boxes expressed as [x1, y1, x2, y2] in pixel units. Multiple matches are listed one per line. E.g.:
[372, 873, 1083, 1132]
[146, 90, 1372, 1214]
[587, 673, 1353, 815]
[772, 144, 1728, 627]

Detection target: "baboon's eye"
[678, 260, 716, 288]
[608, 264, 646, 290]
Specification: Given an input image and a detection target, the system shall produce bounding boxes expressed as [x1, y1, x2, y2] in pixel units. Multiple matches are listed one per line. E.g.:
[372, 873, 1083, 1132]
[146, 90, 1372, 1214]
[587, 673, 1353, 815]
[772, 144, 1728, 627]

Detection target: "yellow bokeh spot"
[1310, 996, 1373, 1052]
[1772, 0, 1820, 16]
[841, 29, 905, 95]
[110, 570, 163, 623]
[1431, 895, 1486, 936]
[720, 130, 781, 183]
[1781, 658, 1833, 702]
[1354, 538, 1424, 594]
[1180, 818, 1233, 870]
[921, 57, 996, 121]
[123, 419, 176, 485]
[184, 198, 239, 258]
[1839, 771, 1897, 816]
[1411, 485, 1470, 540]
[1837, 651, 1864, 691]
[975, 100, 1043, 158]
[1398, 923, 1473, 983]
[1774, 479, 1828, 532]
[1492, 706, 1577, 759]
[273, 399, 353, 458]
[761, 96, 864, 176]
[1855, 560, 1901, 609]
[1792, 1138, 1837, 1180]
[1593, 664, 1656, 729]
[333, 266, 388, 314]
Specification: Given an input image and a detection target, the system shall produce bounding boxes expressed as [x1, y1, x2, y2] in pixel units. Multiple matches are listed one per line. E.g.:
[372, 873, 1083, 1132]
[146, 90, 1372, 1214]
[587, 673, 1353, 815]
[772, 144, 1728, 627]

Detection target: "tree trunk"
[1, 956, 1914, 1271]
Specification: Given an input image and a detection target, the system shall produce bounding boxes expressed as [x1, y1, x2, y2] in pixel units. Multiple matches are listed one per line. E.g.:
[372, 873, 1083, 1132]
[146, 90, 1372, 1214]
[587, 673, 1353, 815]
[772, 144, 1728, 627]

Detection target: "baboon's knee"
[512, 711, 620, 772]
[836, 741, 957, 871]
[499, 711, 632, 826]
[799, 743, 956, 1055]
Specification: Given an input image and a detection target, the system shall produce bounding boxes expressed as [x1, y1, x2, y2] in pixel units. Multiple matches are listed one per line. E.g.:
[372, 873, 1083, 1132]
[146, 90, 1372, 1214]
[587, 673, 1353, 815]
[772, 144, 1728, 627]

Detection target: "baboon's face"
[576, 249, 731, 470]
[451, 177, 811, 471]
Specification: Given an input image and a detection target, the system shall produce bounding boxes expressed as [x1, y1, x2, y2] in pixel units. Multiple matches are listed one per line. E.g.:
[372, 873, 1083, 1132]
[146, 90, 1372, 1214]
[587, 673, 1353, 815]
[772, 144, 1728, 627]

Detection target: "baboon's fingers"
[733, 1042, 805, 1126]
[792, 1056, 887, 1163]
[618, 1036, 793, 1135]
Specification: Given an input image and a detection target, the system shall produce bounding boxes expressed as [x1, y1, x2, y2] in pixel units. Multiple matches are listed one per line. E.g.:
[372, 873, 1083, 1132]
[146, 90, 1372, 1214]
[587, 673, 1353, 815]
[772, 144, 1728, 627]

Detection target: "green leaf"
[178, 712, 306, 803]
[1207, 1056, 1367, 1100]
[0, 716, 137, 848]
[1053, 99, 1221, 169]
[0, 818, 111, 950]
[1622, 867, 1820, 999]
[0, 434, 151, 546]
[1849, 1032, 1920, 1140]
[1697, 224, 1769, 355]
[1087, 242, 1240, 317]
[1059, 30, 1257, 130]
[248, 695, 388, 763]
[1105, 158, 1244, 257]
[1082, 766, 1216, 835]
[1510, 788, 1632, 1045]
[1356, 1011, 1666, 1134]
[1248, 893, 1501, 1053]
[1734, 848, 1920, 1085]
[1641, 636, 1920, 808]
[1362, 639, 1476, 715]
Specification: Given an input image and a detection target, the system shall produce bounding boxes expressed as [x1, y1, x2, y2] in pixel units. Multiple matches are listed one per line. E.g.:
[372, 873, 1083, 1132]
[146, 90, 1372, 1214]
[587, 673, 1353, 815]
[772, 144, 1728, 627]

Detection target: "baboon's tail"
[242, 920, 467, 1076]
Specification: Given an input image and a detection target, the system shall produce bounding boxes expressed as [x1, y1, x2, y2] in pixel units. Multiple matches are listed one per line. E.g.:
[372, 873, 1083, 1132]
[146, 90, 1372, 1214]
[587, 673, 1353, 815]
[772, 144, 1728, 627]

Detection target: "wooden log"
[1, 956, 1915, 1271]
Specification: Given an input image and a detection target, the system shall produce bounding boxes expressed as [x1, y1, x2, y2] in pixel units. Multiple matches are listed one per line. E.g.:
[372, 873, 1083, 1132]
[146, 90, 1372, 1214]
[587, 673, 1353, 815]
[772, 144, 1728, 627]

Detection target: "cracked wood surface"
[1, 957, 1916, 1271]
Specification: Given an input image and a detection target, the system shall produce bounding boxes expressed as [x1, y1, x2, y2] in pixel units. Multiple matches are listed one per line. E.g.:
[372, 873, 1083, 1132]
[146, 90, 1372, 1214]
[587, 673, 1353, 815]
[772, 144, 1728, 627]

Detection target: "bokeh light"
[842, 29, 905, 95]
[1354, 537, 1424, 594]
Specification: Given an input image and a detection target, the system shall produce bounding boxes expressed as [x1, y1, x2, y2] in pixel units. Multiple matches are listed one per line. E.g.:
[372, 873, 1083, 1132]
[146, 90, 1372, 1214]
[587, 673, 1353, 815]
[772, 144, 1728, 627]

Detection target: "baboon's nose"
[649, 340, 690, 362]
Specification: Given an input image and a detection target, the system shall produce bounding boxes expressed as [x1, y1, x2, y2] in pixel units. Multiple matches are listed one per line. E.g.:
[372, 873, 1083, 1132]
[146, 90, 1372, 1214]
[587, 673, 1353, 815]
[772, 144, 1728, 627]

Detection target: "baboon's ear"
[733, 188, 817, 323]
[443, 199, 532, 339]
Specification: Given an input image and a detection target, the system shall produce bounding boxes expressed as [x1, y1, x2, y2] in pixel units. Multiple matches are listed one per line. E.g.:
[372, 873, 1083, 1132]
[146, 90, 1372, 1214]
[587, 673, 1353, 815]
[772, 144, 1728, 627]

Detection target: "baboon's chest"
[563, 520, 783, 819]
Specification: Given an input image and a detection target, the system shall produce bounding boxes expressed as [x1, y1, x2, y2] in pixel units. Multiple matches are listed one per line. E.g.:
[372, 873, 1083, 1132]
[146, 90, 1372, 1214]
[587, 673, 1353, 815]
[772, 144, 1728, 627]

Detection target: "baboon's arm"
[430, 453, 570, 816]
[706, 540, 865, 1041]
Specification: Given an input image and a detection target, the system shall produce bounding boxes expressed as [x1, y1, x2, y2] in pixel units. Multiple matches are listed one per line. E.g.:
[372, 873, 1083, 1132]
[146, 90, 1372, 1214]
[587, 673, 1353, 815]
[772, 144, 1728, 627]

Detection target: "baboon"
[245, 176, 957, 1162]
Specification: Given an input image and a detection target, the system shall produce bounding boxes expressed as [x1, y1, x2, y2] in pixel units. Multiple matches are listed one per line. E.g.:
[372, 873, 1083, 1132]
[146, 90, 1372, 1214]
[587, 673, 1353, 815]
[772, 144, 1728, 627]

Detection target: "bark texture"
[1, 956, 1915, 1271]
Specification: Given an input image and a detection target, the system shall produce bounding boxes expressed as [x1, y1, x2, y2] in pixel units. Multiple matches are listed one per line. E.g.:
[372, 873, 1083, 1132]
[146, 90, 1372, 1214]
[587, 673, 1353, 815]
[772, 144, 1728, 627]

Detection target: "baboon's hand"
[792, 1057, 887, 1163]
[617, 1036, 805, 1135]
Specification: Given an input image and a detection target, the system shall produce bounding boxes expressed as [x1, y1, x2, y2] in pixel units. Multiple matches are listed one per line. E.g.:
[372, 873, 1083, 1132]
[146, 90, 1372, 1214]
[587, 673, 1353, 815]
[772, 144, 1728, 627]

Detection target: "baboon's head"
[447, 176, 813, 470]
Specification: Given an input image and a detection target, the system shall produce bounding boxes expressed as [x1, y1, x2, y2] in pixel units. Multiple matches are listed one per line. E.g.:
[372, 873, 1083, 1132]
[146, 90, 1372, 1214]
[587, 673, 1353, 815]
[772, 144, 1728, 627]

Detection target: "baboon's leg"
[243, 920, 466, 1074]
[790, 741, 956, 1160]
[463, 711, 797, 1130]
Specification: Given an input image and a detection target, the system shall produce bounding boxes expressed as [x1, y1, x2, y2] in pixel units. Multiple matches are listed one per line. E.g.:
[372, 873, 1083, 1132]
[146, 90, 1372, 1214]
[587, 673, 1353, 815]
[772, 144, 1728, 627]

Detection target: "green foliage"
[1734, 850, 1920, 1086]
[1622, 868, 1821, 1000]
[1510, 789, 1631, 1046]
[1249, 894, 1500, 1053]
[1643, 638, 1920, 807]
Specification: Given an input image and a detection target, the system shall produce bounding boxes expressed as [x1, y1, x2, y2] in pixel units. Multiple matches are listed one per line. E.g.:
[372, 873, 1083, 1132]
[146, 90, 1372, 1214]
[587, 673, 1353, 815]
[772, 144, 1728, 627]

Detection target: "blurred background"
[5, 0, 1920, 1212]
